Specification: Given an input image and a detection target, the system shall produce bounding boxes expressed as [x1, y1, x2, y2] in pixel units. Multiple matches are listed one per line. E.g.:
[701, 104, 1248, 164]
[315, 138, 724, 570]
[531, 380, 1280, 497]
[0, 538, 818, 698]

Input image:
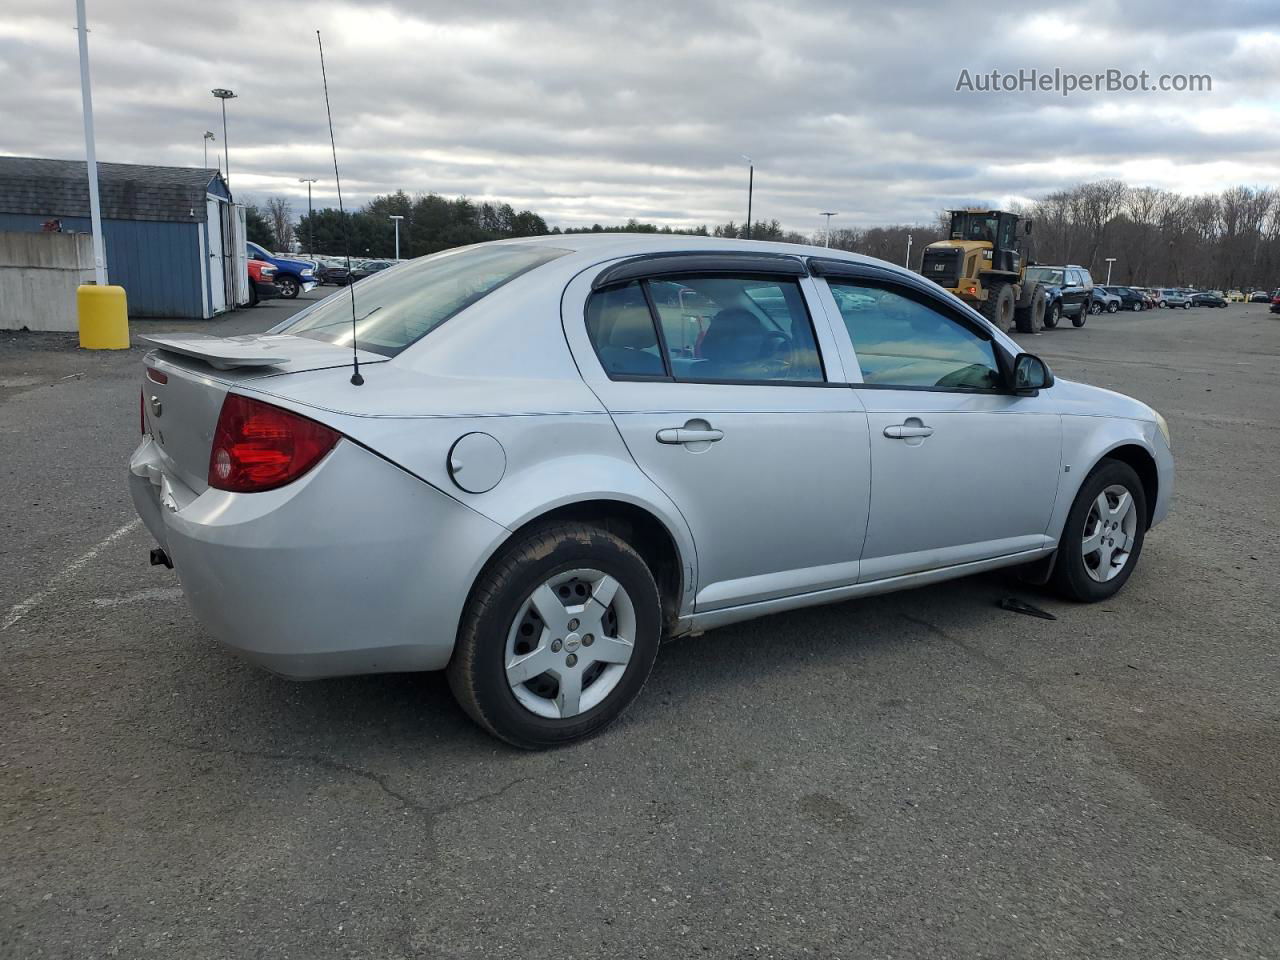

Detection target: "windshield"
[284, 243, 569, 356]
[1026, 267, 1064, 285]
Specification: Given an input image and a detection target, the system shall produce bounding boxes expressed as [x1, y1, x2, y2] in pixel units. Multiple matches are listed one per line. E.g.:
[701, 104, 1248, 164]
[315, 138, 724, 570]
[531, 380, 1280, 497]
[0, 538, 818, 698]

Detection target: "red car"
[247, 259, 280, 306]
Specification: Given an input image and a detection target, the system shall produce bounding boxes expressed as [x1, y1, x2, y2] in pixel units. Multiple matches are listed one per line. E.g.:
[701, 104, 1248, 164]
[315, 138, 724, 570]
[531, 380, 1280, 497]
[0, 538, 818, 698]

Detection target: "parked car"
[1190, 291, 1228, 308]
[1025, 264, 1092, 327]
[130, 236, 1174, 748]
[1226, 289, 1245, 302]
[1271, 293, 1280, 314]
[351, 258, 396, 282]
[1103, 286, 1146, 311]
[314, 257, 352, 286]
[246, 242, 317, 299]
[1090, 287, 1121, 314]
[246, 259, 279, 306]
[1144, 288, 1165, 308]
[1248, 290, 1271, 303]
[1161, 288, 1193, 309]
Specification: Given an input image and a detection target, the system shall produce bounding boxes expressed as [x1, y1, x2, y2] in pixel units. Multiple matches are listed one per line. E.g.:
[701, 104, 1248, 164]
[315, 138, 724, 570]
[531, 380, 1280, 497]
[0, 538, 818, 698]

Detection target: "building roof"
[0, 156, 230, 224]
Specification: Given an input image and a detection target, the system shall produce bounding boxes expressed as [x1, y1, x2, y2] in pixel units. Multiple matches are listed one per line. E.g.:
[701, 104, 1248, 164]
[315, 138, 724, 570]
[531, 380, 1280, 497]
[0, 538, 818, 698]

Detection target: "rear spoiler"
[139, 334, 290, 370]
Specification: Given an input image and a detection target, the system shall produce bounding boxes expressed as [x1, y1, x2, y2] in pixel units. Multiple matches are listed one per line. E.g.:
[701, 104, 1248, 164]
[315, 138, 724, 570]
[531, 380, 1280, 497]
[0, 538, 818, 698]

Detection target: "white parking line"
[1, 519, 143, 630]
[90, 586, 184, 607]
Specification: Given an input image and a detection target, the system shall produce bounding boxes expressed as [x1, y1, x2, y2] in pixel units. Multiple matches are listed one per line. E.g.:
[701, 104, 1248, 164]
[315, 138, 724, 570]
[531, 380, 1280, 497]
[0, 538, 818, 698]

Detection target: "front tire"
[277, 275, 300, 299]
[1050, 460, 1147, 602]
[1043, 301, 1061, 329]
[447, 522, 663, 749]
[1108, 301, 1119, 313]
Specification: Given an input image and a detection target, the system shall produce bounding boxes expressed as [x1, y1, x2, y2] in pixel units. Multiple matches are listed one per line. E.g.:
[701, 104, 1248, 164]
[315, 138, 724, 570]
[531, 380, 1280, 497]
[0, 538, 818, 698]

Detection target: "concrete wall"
[0, 231, 94, 332]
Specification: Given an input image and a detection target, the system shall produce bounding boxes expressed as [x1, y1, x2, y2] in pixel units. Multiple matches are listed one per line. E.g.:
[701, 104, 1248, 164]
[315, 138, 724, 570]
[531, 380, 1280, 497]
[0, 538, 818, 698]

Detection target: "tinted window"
[1026, 266, 1064, 285]
[285, 243, 568, 357]
[649, 275, 823, 383]
[585, 281, 665, 377]
[586, 275, 824, 384]
[829, 281, 1002, 391]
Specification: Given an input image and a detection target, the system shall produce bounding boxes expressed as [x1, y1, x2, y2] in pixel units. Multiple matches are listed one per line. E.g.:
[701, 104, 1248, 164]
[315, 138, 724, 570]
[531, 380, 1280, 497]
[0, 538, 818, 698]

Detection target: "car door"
[813, 266, 1062, 582]
[562, 255, 872, 612]
[1061, 269, 1086, 315]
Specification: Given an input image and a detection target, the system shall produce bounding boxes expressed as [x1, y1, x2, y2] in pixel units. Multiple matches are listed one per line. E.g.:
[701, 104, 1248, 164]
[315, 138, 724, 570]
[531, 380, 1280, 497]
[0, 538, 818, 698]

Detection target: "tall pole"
[389, 215, 404, 259]
[212, 89, 236, 185]
[820, 211, 837, 248]
[1105, 257, 1116, 285]
[905, 234, 913, 269]
[299, 178, 317, 255]
[743, 157, 753, 240]
[74, 0, 107, 285]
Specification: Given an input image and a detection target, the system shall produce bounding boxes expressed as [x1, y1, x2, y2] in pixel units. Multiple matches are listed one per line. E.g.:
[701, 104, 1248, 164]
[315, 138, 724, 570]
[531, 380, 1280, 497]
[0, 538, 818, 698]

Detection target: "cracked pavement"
[2, 296, 1278, 959]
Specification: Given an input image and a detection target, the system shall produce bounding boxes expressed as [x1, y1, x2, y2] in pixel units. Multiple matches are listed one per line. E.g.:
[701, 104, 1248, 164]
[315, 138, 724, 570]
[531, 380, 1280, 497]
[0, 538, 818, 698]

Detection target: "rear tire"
[447, 522, 663, 749]
[981, 282, 1016, 331]
[1071, 307, 1087, 327]
[1050, 460, 1147, 602]
[1108, 302, 1119, 313]
[1014, 285, 1046, 334]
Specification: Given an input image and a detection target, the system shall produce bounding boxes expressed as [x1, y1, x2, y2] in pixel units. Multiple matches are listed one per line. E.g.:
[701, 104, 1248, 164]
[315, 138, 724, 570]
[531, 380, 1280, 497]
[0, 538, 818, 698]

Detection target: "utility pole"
[820, 211, 838, 247]
[905, 234, 913, 269]
[389, 215, 404, 260]
[74, 0, 106, 285]
[299, 178, 317, 255]
[741, 155, 753, 240]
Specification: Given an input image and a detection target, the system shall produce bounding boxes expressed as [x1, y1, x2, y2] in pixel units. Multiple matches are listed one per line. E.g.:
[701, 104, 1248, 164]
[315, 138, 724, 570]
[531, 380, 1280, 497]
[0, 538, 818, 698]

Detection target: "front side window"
[285, 243, 568, 356]
[829, 281, 1002, 391]
[586, 274, 824, 384]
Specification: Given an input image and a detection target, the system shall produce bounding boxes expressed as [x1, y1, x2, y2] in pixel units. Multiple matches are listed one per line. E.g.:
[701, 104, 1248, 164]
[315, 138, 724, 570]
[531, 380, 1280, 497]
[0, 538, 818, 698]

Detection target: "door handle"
[883, 423, 934, 439]
[656, 427, 724, 444]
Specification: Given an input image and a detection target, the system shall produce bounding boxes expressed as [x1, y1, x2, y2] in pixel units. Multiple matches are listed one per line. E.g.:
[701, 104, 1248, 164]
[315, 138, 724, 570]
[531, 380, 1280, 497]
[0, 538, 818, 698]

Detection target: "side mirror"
[1013, 352, 1053, 393]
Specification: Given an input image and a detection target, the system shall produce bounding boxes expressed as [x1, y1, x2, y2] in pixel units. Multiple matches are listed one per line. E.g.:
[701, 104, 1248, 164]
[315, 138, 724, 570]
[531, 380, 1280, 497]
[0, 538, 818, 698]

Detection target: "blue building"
[0, 156, 245, 319]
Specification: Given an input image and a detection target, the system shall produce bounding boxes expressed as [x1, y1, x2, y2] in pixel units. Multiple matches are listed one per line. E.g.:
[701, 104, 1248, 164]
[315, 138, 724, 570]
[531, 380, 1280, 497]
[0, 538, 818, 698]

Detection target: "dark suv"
[1024, 264, 1094, 328]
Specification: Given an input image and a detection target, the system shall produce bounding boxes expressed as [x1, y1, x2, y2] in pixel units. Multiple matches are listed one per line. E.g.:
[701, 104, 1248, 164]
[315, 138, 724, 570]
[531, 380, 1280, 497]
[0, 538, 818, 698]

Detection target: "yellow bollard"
[77, 284, 129, 350]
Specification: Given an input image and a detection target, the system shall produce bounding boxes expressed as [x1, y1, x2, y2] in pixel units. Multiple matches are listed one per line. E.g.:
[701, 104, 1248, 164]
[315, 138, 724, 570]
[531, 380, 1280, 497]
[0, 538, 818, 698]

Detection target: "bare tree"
[265, 196, 294, 251]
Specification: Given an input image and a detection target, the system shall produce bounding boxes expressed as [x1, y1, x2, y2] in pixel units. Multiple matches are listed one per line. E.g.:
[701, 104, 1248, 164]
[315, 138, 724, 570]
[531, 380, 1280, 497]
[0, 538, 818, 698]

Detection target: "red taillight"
[146, 367, 168, 384]
[208, 394, 340, 493]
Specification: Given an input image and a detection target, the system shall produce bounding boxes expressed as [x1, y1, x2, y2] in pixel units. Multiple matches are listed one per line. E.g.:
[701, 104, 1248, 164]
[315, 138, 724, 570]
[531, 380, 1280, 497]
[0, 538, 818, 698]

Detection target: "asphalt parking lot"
[2, 293, 1278, 959]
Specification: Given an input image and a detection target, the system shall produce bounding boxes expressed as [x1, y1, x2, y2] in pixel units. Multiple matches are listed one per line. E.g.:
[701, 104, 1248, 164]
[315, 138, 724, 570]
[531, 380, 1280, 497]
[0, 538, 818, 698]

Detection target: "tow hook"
[149, 547, 173, 569]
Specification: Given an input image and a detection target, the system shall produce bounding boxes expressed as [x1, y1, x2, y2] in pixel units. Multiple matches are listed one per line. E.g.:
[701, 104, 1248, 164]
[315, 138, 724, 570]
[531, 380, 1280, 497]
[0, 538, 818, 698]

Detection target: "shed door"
[205, 198, 227, 314]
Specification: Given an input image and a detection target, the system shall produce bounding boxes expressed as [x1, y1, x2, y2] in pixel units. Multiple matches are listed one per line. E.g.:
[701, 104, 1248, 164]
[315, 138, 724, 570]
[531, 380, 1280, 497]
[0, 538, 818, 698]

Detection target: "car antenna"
[317, 30, 363, 386]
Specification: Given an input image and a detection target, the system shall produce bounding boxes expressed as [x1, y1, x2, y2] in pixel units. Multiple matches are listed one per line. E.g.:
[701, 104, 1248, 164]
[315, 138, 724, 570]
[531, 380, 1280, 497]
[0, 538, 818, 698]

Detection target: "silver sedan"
[130, 235, 1173, 748]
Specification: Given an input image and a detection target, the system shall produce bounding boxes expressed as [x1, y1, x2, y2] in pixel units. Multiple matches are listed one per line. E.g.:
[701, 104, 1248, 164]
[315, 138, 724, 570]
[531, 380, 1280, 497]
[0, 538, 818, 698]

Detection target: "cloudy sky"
[3, 0, 1278, 233]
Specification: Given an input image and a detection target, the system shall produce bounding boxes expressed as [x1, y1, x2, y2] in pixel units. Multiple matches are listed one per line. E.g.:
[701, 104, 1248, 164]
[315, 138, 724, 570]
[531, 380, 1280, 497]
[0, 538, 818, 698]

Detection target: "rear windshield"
[284, 243, 569, 356]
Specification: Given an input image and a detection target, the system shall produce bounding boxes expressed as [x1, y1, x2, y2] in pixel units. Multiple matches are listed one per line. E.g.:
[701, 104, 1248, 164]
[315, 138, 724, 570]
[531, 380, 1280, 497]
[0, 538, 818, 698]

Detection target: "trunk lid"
[139, 333, 386, 494]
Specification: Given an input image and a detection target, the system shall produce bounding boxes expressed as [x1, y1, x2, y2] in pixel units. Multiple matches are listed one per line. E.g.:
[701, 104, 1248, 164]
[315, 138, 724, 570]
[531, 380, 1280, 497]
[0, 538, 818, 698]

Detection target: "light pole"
[211, 88, 236, 184]
[203, 131, 216, 168]
[905, 234, 913, 269]
[298, 178, 317, 255]
[741, 154, 753, 240]
[1105, 257, 1116, 285]
[389, 214, 404, 260]
[820, 211, 838, 248]
[74, 0, 106, 285]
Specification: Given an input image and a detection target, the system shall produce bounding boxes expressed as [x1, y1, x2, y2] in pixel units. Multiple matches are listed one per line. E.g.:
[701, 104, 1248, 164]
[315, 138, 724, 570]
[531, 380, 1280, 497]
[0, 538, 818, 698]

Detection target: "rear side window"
[829, 281, 1002, 391]
[585, 275, 824, 384]
[285, 243, 568, 357]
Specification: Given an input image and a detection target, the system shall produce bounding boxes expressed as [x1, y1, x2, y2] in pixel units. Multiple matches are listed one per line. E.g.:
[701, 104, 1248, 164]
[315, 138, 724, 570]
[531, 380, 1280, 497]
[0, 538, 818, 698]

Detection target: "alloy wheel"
[1082, 484, 1138, 582]
[505, 568, 636, 719]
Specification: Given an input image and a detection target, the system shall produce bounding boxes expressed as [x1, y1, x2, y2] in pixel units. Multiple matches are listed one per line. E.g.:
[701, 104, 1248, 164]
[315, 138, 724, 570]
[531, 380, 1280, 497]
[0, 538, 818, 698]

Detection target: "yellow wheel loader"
[919, 210, 1046, 334]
